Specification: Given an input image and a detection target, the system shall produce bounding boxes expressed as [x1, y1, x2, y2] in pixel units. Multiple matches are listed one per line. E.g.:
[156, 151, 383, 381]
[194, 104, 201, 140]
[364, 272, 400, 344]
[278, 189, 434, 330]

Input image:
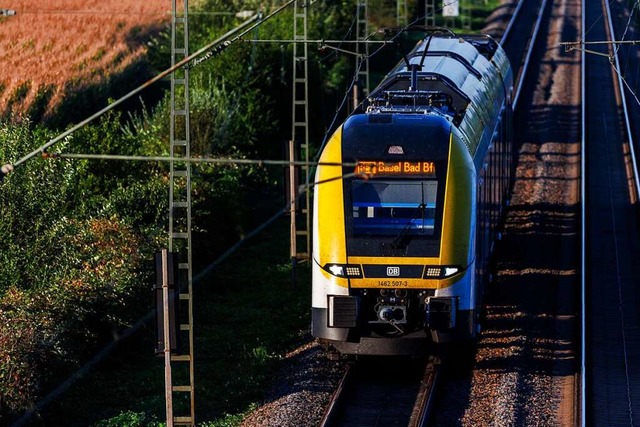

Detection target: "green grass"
[41, 218, 311, 426]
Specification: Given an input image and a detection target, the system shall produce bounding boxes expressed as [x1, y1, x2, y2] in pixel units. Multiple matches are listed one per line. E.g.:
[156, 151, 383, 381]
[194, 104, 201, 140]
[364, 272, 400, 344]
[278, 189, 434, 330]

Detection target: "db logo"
[386, 266, 400, 277]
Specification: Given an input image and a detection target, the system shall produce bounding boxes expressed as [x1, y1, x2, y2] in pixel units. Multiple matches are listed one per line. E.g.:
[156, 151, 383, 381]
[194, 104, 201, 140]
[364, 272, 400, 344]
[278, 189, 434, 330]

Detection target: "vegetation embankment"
[0, 0, 500, 425]
[0, 0, 346, 423]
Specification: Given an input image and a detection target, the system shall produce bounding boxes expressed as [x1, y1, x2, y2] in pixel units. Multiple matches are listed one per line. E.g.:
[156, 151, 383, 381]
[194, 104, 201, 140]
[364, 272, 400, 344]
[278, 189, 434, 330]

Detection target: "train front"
[312, 112, 476, 356]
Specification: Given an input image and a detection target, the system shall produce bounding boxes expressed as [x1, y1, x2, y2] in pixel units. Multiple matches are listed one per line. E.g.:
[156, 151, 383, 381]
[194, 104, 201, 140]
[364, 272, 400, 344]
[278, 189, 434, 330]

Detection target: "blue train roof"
[365, 34, 513, 159]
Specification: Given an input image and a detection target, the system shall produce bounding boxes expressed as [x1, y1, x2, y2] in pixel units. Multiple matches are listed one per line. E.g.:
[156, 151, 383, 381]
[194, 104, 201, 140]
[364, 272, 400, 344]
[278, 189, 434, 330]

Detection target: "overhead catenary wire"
[187, 0, 296, 69]
[558, 38, 640, 106]
[241, 39, 387, 44]
[564, 0, 640, 106]
[204, 21, 260, 150]
[581, 0, 617, 42]
[614, 0, 640, 107]
[310, 7, 444, 166]
[0, 0, 508, 180]
[41, 152, 358, 168]
[613, 0, 638, 56]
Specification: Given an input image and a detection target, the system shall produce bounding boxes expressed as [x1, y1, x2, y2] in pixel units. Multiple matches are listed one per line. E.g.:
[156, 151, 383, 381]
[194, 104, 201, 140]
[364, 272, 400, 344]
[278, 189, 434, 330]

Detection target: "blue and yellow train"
[311, 32, 514, 356]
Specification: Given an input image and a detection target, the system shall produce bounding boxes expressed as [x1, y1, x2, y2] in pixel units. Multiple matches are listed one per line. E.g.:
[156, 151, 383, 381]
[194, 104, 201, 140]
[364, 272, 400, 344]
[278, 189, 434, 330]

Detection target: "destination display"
[355, 160, 436, 177]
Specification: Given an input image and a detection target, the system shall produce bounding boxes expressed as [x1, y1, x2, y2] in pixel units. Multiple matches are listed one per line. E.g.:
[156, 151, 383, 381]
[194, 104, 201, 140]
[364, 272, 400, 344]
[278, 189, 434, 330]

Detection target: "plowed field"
[0, 0, 171, 120]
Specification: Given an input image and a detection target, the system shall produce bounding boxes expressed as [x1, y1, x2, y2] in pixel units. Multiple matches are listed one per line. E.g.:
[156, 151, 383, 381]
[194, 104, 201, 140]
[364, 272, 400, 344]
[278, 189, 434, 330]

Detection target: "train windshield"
[351, 180, 438, 236]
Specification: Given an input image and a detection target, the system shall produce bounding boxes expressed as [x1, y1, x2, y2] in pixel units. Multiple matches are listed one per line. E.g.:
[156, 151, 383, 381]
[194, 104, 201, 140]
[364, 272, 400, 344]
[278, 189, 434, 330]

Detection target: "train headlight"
[443, 267, 460, 277]
[328, 265, 344, 276]
[423, 266, 463, 279]
[323, 264, 363, 278]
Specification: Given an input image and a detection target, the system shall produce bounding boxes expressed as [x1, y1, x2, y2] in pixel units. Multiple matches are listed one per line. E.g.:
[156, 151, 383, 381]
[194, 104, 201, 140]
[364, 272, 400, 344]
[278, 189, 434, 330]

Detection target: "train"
[311, 31, 514, 356]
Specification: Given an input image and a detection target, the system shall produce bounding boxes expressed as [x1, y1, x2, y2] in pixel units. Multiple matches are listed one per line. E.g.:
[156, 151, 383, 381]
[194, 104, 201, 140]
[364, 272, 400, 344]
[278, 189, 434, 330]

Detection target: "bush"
[0, 288, 50, 414]
[0, 118, 163, 418]
[96, 410, 157, 427]
[0, 216, 152, 417]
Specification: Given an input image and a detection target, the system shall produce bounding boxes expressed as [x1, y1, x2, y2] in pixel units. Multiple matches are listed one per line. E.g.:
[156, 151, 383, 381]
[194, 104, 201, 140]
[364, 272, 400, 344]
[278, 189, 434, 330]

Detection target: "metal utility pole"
[167, 0, 195, 424]
[354, 0, 370, 109]
[290, 0, 311, 266]
[158, 249, 175, 427]
[425, 0, 436, 26]
[397, 0, 408, 27]
[461, 0, 472, 30]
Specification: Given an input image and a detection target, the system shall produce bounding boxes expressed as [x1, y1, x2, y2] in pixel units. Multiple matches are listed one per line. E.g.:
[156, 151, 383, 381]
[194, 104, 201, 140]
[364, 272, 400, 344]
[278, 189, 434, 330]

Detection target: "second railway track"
[583, 0, 640, 424]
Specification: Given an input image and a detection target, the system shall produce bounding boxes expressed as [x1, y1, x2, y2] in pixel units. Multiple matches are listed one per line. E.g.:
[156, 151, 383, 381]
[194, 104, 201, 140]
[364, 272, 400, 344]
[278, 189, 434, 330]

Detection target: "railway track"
[319, 357, 440, 427]
[500, 0, 551, 109]
[316, 2, 564, 425]
[316, 5, 551, 426]
[582, 0, 640, 424]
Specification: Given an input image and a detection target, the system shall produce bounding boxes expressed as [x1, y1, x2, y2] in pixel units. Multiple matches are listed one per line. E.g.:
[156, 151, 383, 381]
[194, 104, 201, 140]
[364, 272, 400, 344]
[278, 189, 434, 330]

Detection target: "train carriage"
[311, 32, 514, 356]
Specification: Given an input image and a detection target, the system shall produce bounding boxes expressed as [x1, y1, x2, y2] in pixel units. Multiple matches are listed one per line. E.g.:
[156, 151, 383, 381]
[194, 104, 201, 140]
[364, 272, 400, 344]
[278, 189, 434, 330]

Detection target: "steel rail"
[318, 364, 353, 427]
[511, 0, 550, 110]
[499, 0, 526, 46]
[580, 0, 586, 424]
[316, 3, 553, 425]
[408, 357, 441, 427]
[603, 1, 639, 424]
[605, 0, 640, 201]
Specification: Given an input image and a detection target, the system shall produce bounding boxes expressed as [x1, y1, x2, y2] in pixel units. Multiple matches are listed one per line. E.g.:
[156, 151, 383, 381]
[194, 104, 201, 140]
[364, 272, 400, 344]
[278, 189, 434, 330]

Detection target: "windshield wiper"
[391, 202, 426, 249]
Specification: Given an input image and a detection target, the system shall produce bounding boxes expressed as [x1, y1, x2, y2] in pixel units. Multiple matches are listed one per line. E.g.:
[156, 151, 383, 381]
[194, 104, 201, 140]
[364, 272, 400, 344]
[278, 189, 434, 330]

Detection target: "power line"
[242, 39, 387, 44]
[559, 39, 640, 107]
[311, 10, 438, 164]
[560, 40, 640, 58]
[582, 0, 617, 42]
[14, 9, 169, 16]
[187, 0, 296, 69]
[613, 61, 640, 107]
[614, 0, 638, 56]
[41, 152, 357, 168]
